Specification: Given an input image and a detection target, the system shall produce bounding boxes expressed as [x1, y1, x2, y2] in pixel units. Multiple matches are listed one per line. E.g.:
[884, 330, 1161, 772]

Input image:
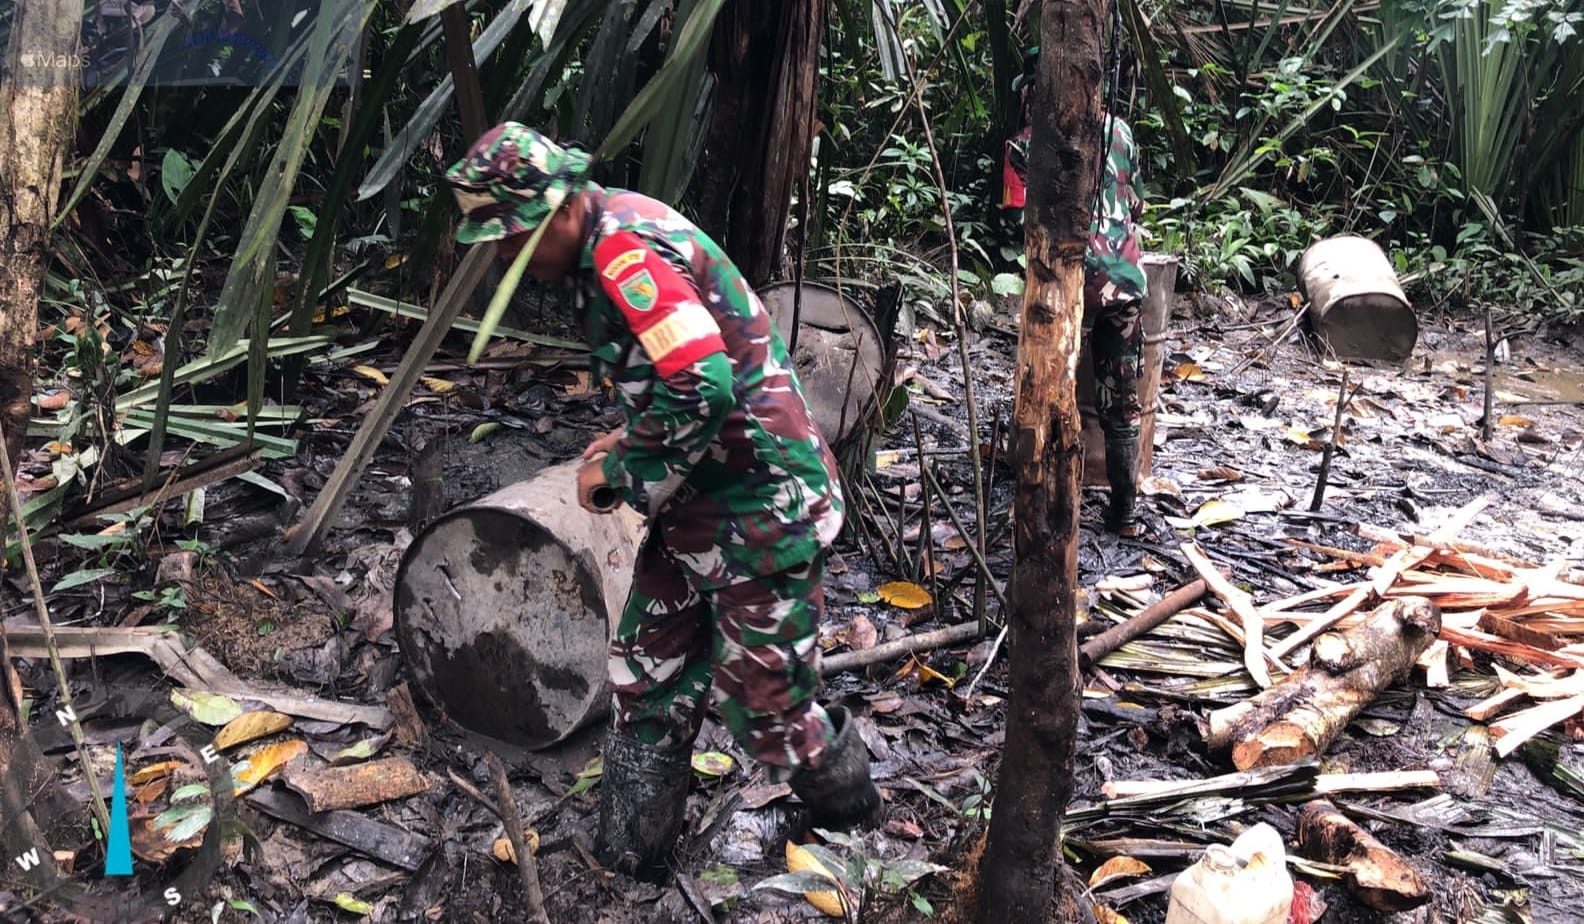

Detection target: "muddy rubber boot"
[789, 706, 883, 833]
[1103, 438, 1140, 535]
[594, 732, 692, 882]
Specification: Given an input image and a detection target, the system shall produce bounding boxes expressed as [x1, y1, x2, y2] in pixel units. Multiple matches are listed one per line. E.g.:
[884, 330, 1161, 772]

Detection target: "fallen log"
[1297, 799, 1430, 912]
[1080, 578, 1207, 668]
[1207, 597, 1440, 770]
[819, 621, 981, 675]
[282, 756, 429, 812]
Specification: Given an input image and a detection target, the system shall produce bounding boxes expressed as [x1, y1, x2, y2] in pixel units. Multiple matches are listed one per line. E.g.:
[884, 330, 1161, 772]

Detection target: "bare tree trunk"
[693, 0, 825, 286]
[0, 2, 83, 866]
[0, 1, 84, 523]
[977, 2, 1104, 921]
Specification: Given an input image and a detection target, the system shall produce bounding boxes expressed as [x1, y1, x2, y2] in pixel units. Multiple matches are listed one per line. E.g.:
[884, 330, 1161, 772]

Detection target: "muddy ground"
[5, 286, 1584, 924]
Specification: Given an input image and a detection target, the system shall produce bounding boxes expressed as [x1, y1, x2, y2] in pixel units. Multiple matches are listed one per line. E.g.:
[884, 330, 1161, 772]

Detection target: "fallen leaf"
[917, 661, 956, 689]
[34, 391, 71, 411]
[135, 777, 170, 805]
[1191, 498, 1245, 527]
[1498, 414, 1534, 428]
[692, 751, 736, 777]
[847, 614, 878, 651]
[384, 253, 408, 269]
[492, 831, 541, 863]
[249, 578, 278, 599]
[1089, 855, 1152, 889]
[1092, 904, 1131, 924]
[420, 376, 457, 394]
[170, 690, 243, 726]
[1170, 361, 1205, 381]
[877, 581, 932, 610]
[330, 736, 389, 765]
[350, 364, 389, 386]
[784, 841, 847, 917]
[874, 450, 901, 469]
[1197, 466, 1244, 483]
[470, 422, 500, 444]
[130, 760, 185, 786]
[231, 739, 309, 795]
[333, 893, 373, 915]
[214, 711, 292, 751]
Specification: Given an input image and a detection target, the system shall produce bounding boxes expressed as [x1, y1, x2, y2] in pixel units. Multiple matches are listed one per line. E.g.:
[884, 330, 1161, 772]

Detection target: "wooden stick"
[285, 246, 493, 555]
[484, 752, 551, 924]
[1081, 578, 1207, 668]
[1298, 799, 1431, 912]
[0, 433, 111, 832]
[820, 622, 981, 675]
[1309, 366, 1350, 511]
[1182, 541, 1273, 687]
[1102, 769, 1438, 800]
[1271, 497, 1489, 659]
[1489, 695, 1584, 758]
[1440, 625, 1584, 671]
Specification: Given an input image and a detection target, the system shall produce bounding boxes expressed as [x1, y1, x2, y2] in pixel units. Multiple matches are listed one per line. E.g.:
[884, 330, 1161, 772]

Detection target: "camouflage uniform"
[447, 124, 846, 780]
[1002, 116, 1148, 447]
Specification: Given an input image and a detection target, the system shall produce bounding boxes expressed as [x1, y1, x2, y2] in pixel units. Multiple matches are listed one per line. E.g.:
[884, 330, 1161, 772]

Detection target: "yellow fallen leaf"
[492, 832, 540, 863]
[171, 690, 243, 726]
[214, 711, 292, 751]
[876, 581, 932, 610]
[420, 376, 457, 394]
[1196, 466, 1244, 483]
[231, 739, 308, 795]
[874, 450, 901, 469]
[1191, 498, 1245, 528]
[351, 364, 389, 385]
[135, 777, 170, 804]
[333, 893, 373, 915]
[1092, 903, 1131, 924]
[785, 841, 847, 918]
[384, 253, 408, 269]
[1284, 424, 1322, 447]
[1498, 414, 1534, 428]
[692, 751, 735, 777]
[917, 662, 956, 689]
[1088, 855, 1152, 889]
[130, 760, 185, 786]
[1171, 361, 1205, 381]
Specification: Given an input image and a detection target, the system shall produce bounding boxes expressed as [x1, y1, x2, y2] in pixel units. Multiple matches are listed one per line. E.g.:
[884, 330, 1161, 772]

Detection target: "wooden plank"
[1488, 695, 1584, 758]
[1181, 541, 1273, 688]
[248, 788, 433, 871]
[283, 756, 429, 812]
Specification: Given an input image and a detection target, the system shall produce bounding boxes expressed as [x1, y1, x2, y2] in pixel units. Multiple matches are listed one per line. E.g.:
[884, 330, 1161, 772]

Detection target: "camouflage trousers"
[608, 534, 835, 781]
[1087, 296, 1144, 446]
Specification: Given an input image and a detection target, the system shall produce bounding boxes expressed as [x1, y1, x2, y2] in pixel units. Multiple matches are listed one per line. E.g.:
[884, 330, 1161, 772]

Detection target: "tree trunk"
[977, 2, 1104, 921]
[0, 2, 83, 872]
[0, 0, 84, 524]
[692, 0, 825, 287]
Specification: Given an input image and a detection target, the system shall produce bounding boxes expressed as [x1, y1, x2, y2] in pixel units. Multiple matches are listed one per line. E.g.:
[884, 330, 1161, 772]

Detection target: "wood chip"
[282, 756, 429, 812]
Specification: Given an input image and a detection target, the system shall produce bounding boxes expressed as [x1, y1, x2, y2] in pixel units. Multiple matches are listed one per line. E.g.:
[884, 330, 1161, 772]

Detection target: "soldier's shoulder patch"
[600, 248, 647, 281]
[617, 269, 658, 312]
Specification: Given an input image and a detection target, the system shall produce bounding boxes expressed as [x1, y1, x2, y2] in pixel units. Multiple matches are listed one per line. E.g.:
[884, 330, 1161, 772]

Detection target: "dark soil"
[7, 290, 1583, 923]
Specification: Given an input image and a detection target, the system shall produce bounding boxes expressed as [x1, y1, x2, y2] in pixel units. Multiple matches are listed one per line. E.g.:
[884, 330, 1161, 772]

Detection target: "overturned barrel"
[1298, 235, 1417, 362]
[758, 281, 886, 448]
[394, 461, 646, 749]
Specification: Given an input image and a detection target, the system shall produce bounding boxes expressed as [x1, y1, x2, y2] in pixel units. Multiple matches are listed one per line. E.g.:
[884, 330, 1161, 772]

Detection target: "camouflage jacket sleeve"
[591, 230, 733, 517]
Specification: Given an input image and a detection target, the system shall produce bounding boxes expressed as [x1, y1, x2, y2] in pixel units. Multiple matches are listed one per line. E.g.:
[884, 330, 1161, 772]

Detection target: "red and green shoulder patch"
[592, 231, 726, 377]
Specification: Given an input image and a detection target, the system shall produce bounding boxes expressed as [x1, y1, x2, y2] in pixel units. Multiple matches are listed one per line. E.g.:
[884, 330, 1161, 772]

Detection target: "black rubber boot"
[789, 706, 883, 833]
[593, 732, 692, 882]
[1103, 438, 1140, 535]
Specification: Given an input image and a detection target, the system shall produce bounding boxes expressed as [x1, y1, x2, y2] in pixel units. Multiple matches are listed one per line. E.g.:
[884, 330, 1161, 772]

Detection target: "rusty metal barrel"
[1079, 253, 1179, 486]
[1298, 235, 1417, 362]
[393, 461, 645, 749]
[758, 281, 886, 447]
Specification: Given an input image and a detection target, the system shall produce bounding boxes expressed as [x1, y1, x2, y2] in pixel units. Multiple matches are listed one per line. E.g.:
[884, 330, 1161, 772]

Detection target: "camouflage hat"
[445, 122, 592, 244]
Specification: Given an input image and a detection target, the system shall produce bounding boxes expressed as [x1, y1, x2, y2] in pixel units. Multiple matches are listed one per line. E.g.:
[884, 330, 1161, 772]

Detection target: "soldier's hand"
[577, 456, 619, 513]
[581, 428, 624, 460]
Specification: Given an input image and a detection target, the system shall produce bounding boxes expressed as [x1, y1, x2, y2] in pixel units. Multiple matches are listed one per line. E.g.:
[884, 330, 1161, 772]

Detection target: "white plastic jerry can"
[1164, 823, 1294, 924]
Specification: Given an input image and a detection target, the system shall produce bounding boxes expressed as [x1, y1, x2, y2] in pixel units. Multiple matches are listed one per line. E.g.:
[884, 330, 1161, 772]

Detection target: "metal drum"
[393, 461, 645, 749]
[758, 281, 886, 447]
